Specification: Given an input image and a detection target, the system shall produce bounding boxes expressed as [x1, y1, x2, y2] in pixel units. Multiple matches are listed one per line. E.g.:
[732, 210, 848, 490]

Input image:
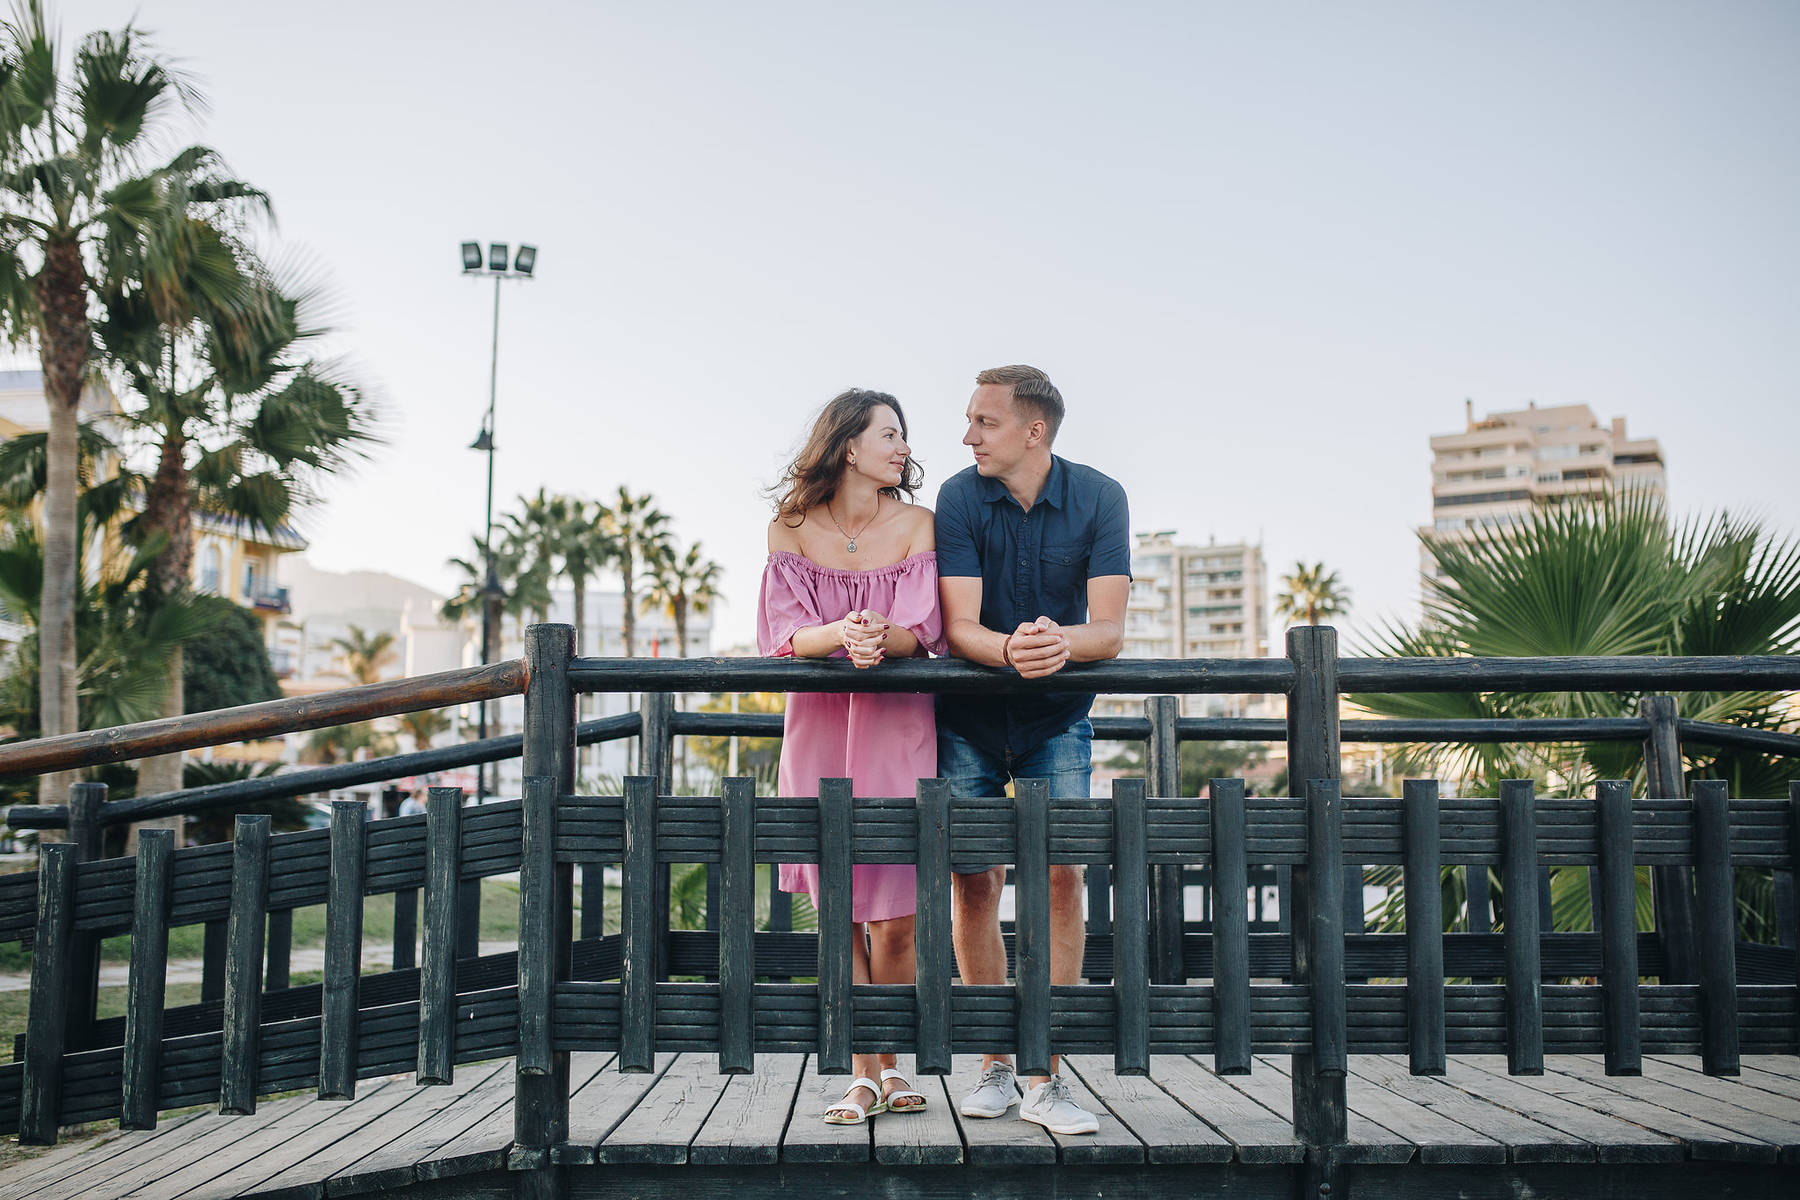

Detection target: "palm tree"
[0, 507, 214, 743]
[557, 496, 616, 656]
[497, 491, 560, 628]
[331, 625, 398, 685]
[97, 245, 375, 800]
[641, 540, 722, 657]
[1354, 490, 1800, 934]
[0, 4, 269, 800]
[600, 487, 670, 657]
[1275, 561, 1351, 627]
[395, 708, 453, 752]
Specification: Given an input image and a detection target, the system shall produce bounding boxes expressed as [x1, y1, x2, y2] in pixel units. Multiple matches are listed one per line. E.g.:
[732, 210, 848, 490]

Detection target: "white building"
[1423, 400, 1667, 587]
[1098, 531, 1270, 720]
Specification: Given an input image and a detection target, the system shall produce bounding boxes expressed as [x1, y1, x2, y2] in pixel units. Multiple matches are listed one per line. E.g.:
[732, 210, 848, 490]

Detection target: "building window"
[197, 544, 222, 594]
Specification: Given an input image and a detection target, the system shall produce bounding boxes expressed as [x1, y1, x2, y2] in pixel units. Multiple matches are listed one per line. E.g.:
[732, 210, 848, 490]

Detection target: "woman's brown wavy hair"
[770, 389, 923, 525]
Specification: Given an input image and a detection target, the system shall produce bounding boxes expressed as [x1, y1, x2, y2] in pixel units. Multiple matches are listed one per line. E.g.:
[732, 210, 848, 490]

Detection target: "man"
[935, 364, 1129, 1135]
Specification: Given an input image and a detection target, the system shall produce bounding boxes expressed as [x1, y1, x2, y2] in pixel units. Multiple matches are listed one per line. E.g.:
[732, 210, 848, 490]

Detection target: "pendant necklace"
[827, 497, 879, 553]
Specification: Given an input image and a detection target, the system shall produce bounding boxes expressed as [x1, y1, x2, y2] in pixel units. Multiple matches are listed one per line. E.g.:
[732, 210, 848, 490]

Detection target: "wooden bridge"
[0, 625, 1795, 1199]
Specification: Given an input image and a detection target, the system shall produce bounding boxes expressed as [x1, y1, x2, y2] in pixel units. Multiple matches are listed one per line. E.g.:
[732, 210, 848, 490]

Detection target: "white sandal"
[822, 1076, 886, 1124]
[880, 1067, 929, 1113]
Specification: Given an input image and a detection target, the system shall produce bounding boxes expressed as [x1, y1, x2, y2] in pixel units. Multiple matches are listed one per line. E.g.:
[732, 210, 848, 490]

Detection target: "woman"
[758, 388, 944, 1124]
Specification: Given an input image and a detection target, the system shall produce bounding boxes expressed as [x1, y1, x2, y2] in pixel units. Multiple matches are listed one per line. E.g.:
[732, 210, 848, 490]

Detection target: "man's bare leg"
[1023, 863, 1087, 1086]
[952, 867, 1010, 1071]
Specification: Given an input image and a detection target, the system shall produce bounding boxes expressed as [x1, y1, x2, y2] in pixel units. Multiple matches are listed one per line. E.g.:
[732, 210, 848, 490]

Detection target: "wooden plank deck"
[0, 1054, 1794, 1199]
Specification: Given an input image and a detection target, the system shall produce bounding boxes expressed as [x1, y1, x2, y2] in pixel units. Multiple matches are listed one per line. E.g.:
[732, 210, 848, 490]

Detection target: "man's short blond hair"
[976, 364, 1064, 443]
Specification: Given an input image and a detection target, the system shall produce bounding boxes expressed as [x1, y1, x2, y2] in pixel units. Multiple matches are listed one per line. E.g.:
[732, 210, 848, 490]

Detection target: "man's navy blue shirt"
[935, 455, 1131, 762]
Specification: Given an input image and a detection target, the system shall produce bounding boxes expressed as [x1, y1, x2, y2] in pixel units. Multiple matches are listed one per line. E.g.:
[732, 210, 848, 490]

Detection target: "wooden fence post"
[1692, 779, 1739, 1075]
[64, 782, 104, 1050]
[122, 828, 173, 1128]
[1499, 780, 1543, 1075]
[1112, 778, 1150, 1076]
[20, 843, 75, 1144]
[220, 814, 272, 1115]
[717, 776, 756, 1073]
[1595, 780, 1641, 1076]
[1640, 696, 1699, 983]
[515, 624, 576, 1170]
[320, 800, 366, 1100]
[1402, 779, 1445, 1076]
[1209, 777, 1251, 1076]
[1285, 624, 1345, 1198]
[641, 691, 675, 982]
[1145, 695, 1184, 984]
[1014, 779, 1052, 1078]
[518, 775, 558, 1077]
[916, 778, 954, 1076]
[418, 786, 463, 1085]
[817, 777, 854, 1076]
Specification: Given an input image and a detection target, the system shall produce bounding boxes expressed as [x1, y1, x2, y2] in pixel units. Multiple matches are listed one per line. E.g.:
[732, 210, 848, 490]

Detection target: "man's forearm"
[946, 617, 1011, 668]
[1065, 619, 1123, 663]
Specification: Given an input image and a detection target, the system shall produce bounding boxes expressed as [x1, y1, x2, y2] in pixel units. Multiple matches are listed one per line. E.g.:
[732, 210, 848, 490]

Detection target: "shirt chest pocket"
[1040, 540, 1090, 600]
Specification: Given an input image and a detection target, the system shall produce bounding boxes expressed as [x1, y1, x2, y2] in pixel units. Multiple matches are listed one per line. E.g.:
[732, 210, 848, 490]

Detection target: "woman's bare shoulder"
[767, 515, 806, 554]
[902, 503, 935, 552]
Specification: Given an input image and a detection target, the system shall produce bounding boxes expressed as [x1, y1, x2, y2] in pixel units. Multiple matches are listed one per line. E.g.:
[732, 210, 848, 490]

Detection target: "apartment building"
[1421, 400, 1666, 584]
[1099, 531, 1269, 719]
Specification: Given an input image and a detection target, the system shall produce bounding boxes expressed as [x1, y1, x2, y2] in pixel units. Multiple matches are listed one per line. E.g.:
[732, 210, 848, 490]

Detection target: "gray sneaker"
[959, 1061, 1020, 1118]
[1020, 1074, 1099, 1135]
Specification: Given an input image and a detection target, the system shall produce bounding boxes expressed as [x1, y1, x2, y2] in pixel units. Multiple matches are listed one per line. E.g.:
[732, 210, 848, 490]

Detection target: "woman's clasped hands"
[840, 609, 892, 669]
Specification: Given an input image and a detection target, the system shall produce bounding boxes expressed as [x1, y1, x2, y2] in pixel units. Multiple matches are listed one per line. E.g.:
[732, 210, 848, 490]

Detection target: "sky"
[39, 1, 1800, 652]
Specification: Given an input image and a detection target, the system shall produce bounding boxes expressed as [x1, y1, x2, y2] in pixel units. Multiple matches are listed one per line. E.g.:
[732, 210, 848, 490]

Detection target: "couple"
[756, 365, 1130, 1134]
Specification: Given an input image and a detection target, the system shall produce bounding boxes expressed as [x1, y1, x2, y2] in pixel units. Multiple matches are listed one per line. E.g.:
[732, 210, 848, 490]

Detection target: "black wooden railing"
[0, 625, 1796, 1200]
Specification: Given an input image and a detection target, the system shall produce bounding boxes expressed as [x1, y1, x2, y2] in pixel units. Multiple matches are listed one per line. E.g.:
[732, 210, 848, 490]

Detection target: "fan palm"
[1275, 561, 1350, 627]
[330, 624, 397, 685]
[640, 540, 721, 658]
[395, 707, 452, 752]
[1354, 490, 1800, 935]
[0, 3, 270, 799]
[556, 496, 616, 656]
[97, 245, 376, 797]
[0, 508, 215, 744]
[599, 487, 670, 657]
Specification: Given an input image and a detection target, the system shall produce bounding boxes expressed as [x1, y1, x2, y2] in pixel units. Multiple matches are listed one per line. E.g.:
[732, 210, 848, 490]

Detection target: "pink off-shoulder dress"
[757, 550, 946, 923]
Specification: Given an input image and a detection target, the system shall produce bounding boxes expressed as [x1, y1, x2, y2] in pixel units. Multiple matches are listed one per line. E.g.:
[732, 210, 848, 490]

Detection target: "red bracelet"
[1001, 635, 1015, 668]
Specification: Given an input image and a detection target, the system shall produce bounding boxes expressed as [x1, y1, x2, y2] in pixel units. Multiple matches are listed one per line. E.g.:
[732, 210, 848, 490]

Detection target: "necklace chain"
[827, 497, 879, 553]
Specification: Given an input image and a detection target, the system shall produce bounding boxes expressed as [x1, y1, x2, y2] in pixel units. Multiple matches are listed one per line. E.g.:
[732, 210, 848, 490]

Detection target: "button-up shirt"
[934, 455, 1131, 762]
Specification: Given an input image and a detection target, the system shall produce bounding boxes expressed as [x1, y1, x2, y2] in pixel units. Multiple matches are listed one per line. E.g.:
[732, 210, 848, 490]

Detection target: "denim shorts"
[938, 718, 1093, 875]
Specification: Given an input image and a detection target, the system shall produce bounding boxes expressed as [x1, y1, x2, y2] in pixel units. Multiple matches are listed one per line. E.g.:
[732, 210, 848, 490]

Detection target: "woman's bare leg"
[827, 922, 883, 1120]
[868, 915, 920, 1108]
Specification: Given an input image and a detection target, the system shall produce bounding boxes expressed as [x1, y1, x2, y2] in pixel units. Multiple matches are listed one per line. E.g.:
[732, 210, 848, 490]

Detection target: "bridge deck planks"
[867, 1057, 962, 1166]
[0, 1053, 1795, 1198]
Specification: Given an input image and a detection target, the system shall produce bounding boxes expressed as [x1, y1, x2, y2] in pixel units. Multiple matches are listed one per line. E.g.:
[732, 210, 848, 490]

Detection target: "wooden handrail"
[0, 660, 527, 779]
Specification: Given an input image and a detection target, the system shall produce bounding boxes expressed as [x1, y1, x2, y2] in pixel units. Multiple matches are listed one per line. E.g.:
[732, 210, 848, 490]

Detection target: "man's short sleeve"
[1088, 478, 1132, 579]
[935, 476, 983, 578]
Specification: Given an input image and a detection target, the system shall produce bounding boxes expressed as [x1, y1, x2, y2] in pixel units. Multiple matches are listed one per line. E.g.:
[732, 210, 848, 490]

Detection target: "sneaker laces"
[1040, 1074, 1075, 1106]
[976, 1063, 1015, 1091]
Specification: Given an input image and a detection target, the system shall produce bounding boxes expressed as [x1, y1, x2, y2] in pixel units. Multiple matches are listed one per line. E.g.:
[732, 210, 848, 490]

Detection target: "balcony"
[250, 586, 292, 615]
[268, 647, 297, 678]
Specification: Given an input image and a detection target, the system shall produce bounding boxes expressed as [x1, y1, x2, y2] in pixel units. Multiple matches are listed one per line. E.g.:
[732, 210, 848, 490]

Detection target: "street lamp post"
[462, 241, 536, 800]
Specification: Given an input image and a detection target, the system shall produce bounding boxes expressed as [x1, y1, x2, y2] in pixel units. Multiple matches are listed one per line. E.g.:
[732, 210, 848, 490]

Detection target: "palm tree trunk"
[620, 549, 636, 657]
[132, 432, 194, 846]
[131, 647, 186, 850]
[34, 239, 89, 807]
[675, 598, 688, 658]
